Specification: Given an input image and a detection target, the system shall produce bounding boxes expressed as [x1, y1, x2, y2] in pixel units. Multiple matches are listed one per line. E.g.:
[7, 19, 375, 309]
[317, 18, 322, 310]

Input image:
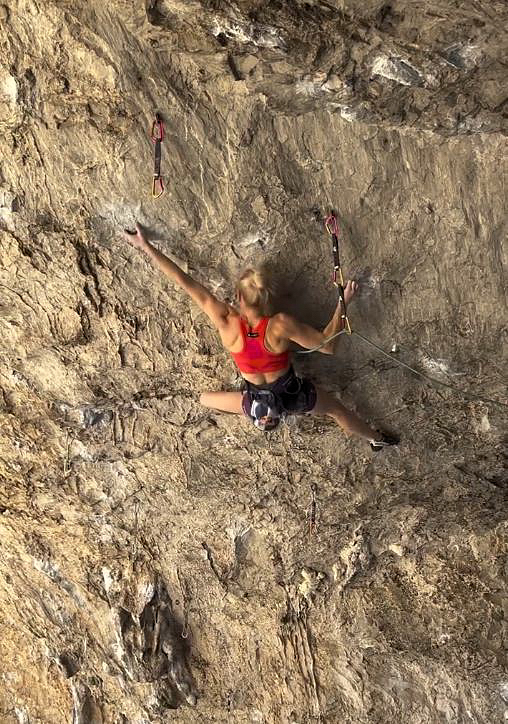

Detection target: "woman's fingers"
[344, 279, 358, 304]
[122, 224, 146, 249]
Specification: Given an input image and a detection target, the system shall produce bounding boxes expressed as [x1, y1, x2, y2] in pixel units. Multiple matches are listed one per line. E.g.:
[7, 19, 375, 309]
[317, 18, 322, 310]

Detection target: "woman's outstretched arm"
[123, 224, 229, 329]
[272, 314, 336, 355]
[271, 281, 358, 355]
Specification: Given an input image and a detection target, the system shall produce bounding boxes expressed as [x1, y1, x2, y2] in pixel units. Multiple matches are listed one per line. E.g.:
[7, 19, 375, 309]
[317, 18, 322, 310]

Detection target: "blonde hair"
[236, 267, 272, 315]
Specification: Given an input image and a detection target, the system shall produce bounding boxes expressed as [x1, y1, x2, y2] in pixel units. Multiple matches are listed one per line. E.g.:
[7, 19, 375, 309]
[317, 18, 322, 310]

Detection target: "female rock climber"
[123, 225, 397, 450]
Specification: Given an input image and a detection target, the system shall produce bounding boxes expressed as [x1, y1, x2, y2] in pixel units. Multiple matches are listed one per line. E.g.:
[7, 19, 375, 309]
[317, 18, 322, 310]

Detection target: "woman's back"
[229, 315, 290, 380]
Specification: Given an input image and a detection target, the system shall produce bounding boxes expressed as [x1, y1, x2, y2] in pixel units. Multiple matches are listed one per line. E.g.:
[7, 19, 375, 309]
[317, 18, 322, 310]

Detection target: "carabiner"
[152, 175, 165, 199]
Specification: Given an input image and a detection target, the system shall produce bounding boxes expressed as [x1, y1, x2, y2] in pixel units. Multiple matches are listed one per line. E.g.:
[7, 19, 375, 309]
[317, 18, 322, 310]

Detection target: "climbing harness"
[151, 113, 165, 198]
[297, 212, 508, 412]
[325, 212, 352, 335]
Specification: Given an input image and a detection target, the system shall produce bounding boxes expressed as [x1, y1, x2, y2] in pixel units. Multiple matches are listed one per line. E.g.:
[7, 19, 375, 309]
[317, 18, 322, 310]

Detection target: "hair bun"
[236, 268, 272, 315]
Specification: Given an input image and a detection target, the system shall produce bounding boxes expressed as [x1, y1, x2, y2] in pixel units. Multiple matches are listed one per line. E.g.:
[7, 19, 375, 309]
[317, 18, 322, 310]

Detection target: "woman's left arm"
[321, 301, 345, 345]
[124, 225, 229, 329]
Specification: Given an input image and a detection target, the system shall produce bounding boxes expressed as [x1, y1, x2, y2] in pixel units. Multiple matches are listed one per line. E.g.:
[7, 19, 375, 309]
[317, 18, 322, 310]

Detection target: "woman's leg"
[312, 387, 378, 441]
[200, 391, 244, 414]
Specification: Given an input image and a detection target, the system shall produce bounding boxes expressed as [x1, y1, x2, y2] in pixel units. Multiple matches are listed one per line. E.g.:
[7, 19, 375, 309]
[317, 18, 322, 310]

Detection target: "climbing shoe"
[370, 433, 399, 452]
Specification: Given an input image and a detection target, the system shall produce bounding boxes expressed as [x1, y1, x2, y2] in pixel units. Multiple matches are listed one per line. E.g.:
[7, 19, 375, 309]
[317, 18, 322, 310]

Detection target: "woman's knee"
[199, 391, 212, 407]
[313, 387, 336, 415]
[314, 388, 352, 424]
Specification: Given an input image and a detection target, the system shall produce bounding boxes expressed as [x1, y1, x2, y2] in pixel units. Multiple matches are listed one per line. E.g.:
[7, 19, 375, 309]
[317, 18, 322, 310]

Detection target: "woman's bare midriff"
[240, 366, 291, 386]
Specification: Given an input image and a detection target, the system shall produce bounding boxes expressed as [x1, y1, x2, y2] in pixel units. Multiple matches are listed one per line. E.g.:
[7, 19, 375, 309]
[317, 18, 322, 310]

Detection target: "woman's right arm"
[124, 225, 230, 330]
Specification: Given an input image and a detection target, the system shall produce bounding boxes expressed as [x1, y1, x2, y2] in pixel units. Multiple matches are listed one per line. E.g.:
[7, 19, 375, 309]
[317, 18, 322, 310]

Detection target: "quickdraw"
[324, 212, 352, 334]
[151, 113, 165, 199]
[297, 211, 507, 410]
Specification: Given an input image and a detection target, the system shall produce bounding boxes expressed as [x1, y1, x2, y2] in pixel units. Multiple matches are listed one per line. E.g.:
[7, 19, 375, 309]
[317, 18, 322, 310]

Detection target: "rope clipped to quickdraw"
[325, 212, 352, 335]
[297, 211, 508, 412]
[151, 113, 165, 199]
[298, 211, 351, 355]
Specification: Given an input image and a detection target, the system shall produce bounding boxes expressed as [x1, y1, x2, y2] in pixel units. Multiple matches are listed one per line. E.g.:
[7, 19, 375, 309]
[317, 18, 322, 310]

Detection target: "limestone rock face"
[0, 1, 507, 722]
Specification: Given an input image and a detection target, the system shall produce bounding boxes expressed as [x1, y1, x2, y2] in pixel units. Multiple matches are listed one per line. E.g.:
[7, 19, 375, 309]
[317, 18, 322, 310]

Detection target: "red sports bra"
[230, 317, 290, 375]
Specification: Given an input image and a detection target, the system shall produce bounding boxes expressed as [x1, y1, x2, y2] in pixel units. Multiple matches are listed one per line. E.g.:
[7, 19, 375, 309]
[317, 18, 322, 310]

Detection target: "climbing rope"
[297, 213, 508, 411]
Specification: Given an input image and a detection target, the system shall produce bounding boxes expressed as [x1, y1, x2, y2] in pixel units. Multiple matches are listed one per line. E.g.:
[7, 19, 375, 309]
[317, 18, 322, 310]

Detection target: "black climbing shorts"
[242, 366, 317, 418]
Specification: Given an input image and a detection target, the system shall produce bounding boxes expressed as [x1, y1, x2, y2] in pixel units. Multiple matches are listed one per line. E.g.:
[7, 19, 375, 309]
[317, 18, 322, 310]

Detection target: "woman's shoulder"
[265, 312, 294, 337]
[268, 312, 293, 328]
[268, 313, 303, 341]
[223, 306, 244, 331]
[226, 306, 241, 321]
[219, 307, 244, 350]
